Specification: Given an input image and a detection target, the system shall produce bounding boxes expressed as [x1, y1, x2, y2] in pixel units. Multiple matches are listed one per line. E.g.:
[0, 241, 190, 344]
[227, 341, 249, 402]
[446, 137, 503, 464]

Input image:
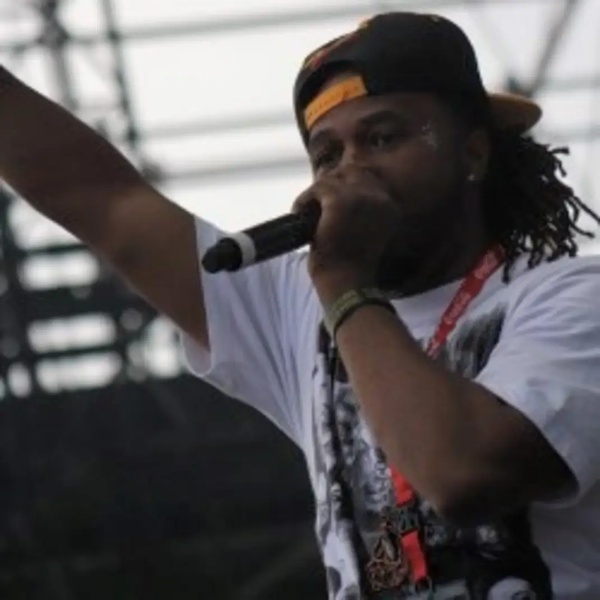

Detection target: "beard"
[374, 176, 475, 295]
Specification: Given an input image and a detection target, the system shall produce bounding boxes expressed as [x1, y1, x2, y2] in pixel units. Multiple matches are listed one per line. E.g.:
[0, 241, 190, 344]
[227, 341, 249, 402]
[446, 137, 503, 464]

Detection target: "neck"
[382, 224, 492, 298]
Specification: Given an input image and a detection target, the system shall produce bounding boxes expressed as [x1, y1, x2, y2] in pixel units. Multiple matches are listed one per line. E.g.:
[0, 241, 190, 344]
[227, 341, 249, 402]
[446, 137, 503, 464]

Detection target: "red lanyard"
[425, 245, 505, 358]
[389, 245, 504, 583]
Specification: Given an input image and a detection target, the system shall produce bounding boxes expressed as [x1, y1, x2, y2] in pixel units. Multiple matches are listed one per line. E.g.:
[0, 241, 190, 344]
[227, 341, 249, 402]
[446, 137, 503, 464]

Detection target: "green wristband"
[325, 288, 395, 339]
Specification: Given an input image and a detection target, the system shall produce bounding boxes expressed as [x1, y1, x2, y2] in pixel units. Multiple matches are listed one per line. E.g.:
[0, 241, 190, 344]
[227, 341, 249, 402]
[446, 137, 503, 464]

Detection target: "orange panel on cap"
[304, 75, 368, 130]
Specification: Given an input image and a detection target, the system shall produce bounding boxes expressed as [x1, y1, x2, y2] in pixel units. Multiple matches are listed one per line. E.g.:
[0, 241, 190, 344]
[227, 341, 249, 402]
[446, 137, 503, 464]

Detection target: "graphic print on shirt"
[311, 307, 553, 600]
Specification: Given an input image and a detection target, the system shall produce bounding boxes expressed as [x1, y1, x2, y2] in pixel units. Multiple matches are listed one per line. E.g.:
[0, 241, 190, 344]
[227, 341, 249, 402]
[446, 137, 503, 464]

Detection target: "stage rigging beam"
[0, 0, 549, 53]
[527, 0, 581, 95]
[38, 0, 77, 111]
[152, 122, 600, 186]
[0, 188, 45, 397]
[35, 0, 134, 383]
[100, 0, 144, 160]
[138, 68, 600, 141]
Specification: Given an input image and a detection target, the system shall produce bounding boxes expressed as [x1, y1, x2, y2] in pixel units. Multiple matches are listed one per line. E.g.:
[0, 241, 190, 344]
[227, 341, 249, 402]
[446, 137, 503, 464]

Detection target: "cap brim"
[488, 92, 542, 134]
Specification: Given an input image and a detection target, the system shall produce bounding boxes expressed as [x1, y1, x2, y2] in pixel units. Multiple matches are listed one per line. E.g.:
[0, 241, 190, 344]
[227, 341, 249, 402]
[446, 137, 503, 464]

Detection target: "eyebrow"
[307, 109, 408, 153]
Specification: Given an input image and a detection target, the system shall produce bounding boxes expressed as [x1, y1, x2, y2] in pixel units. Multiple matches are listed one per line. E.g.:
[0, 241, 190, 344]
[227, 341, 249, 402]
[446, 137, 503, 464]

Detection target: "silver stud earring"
[467, 173, 477, 183]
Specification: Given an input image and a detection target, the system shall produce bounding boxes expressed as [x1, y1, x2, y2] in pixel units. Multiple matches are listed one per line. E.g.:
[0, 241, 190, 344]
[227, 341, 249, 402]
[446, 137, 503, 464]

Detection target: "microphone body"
[202, 203, 321, 273]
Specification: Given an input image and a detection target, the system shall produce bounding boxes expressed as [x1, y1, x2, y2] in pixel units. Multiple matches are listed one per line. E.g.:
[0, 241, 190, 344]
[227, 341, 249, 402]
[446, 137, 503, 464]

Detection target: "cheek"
[380, 140, 460, 205]
[419, 121, 442, 151]
[412, 128, 461, 181]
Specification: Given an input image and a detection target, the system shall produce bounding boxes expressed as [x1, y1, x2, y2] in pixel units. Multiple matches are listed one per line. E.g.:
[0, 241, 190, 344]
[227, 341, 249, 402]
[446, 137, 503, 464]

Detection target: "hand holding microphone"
[201, 202, 321, 273]
[202, 166, 398, 281]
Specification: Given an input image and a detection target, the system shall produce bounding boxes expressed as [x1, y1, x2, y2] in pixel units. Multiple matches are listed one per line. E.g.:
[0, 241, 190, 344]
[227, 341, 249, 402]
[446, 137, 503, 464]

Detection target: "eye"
[312, 147, 340, 171]
[367, 129, 401, 149]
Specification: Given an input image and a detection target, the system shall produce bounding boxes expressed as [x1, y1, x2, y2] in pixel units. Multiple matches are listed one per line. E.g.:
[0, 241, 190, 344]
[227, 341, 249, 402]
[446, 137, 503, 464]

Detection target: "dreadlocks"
[482, 129, 600, 281]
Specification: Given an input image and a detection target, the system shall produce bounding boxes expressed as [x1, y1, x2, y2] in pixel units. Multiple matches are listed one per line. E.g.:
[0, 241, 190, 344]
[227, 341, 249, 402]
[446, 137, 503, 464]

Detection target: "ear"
[463, 128, 491, 183]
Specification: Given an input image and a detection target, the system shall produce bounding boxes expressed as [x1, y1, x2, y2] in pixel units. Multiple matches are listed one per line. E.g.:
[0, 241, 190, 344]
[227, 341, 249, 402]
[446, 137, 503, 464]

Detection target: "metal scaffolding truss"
[0, 0, 598, 597]
[1, 0, 175, 403]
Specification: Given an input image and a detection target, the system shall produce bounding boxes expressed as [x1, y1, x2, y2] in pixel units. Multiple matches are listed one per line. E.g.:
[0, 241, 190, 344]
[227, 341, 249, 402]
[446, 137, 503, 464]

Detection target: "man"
[1, 10, 599, 600]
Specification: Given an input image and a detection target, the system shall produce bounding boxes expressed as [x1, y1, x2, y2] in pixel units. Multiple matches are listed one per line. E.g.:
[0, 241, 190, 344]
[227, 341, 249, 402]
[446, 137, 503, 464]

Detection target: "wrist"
[311, 265, 376, 306]
[324, 287, 395, 339]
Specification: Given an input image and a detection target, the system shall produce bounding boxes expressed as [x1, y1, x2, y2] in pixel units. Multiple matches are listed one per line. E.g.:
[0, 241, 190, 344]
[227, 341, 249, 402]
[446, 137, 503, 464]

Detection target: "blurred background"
[0, 0, 598, 598]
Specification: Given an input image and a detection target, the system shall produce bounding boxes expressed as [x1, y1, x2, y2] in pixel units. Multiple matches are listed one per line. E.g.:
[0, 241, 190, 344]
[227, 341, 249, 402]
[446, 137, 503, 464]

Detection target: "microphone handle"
[202, 202, 321, 273]
[251, 204, 320, 262]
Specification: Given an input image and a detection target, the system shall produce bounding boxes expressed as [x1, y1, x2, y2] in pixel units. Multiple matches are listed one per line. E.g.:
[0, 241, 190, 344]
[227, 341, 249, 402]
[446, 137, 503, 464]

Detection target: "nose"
[334, 144, 370, 174]
[330, 145, 380, 181]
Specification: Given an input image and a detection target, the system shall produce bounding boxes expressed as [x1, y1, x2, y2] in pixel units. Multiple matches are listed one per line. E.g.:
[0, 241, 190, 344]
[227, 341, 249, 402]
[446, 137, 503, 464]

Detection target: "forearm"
[0, 67, 146, 245]
[315, 269, 508, 516]
[335, 306, 480, 490]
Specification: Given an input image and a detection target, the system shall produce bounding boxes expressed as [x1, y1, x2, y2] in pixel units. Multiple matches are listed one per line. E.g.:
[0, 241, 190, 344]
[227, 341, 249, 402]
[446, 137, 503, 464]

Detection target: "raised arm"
[0, 67, 209, 347]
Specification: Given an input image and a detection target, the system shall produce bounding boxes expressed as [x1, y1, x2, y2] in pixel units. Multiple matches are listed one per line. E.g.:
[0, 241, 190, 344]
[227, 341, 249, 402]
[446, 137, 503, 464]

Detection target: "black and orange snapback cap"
[293, 12, 541, 144]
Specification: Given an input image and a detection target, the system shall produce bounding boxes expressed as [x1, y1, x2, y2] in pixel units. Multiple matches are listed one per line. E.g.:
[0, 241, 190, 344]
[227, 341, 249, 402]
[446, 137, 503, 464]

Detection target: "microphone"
[201, 202, 321, 273]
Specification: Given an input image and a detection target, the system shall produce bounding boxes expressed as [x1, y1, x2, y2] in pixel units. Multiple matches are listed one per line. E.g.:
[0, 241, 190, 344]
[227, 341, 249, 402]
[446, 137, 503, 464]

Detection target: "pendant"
[366, 511, 410, 592]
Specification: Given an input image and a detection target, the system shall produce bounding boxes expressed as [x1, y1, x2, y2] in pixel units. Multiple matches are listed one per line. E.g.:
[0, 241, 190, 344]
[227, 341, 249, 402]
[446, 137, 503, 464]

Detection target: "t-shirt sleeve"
[475, 257, 600, 506]
[180, 216, 314, 443]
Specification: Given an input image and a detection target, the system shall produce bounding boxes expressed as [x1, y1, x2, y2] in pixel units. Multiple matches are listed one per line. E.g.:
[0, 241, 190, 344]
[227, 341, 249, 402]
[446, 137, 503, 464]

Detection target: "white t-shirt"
[182, 218, 600, 600]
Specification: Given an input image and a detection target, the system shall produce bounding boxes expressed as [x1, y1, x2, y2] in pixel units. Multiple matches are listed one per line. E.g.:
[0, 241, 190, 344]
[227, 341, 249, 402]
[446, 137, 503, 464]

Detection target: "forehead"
[307, 91, 447, 143]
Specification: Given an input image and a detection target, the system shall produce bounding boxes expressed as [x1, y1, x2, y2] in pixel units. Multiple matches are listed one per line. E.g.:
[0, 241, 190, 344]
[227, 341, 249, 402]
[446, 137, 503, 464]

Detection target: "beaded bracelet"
[324, 287, 395, 339]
